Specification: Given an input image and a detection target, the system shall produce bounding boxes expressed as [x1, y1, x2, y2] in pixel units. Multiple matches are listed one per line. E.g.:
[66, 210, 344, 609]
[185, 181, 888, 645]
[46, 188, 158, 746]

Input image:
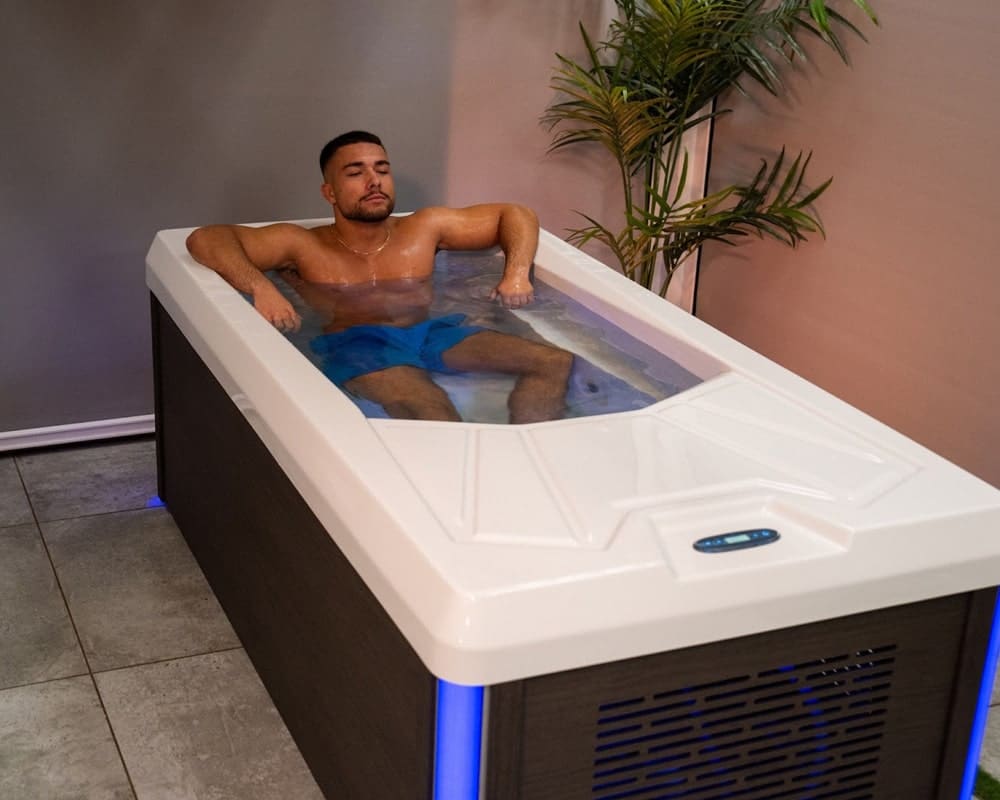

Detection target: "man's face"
[323, 142, 396, 222]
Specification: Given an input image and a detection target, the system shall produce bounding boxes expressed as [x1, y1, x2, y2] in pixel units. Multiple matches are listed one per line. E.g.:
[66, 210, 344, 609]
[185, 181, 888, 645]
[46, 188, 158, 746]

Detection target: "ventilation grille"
[591, 645, 896, 800]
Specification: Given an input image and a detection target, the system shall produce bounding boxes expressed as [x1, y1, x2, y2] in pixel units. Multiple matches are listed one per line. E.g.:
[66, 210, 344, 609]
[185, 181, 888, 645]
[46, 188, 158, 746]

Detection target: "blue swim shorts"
[310, 313, 486, 386]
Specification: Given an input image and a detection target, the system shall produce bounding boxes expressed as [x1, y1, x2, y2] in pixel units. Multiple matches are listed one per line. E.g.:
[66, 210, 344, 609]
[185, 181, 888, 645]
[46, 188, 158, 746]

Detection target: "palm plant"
[543, 0, 878, 298]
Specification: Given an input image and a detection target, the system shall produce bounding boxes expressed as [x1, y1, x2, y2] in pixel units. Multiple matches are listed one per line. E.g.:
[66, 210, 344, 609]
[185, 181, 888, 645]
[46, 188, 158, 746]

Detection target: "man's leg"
[440, 331, 573, 424]
[345, 366, 462, 421]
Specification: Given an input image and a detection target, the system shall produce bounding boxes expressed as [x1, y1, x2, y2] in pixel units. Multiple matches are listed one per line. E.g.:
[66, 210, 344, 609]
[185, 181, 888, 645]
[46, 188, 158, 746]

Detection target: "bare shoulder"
[188, 221, 313, 246]
[405, 204, 505, 226]
[239, 222, 326, 269]
[245, 221, 317, 245]
[387, 208, 450, 244]
[398, 206, 450, 230]
[186, 221, 320, 271]
[403, 204, 522, 251]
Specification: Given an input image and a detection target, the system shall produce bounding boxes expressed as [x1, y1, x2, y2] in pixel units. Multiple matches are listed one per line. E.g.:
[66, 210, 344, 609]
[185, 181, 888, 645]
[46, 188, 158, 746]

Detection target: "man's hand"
[186, 223, 308, 333]
[490, 274, 534, 309]
[254, 283, 302, 333]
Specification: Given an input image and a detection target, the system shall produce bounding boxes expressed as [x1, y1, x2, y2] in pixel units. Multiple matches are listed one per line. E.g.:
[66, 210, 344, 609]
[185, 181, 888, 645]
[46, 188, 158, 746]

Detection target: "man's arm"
[429, 204, 539, 309]
[185, 224, 305, 331]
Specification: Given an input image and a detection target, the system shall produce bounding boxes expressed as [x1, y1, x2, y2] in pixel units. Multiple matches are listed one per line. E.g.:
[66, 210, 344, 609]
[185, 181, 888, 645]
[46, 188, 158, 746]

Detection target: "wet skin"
[277, 269, 434, 333]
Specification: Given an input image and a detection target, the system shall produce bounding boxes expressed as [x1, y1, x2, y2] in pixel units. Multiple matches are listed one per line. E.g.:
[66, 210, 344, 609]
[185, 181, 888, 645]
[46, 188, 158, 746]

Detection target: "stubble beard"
[341, 196, 396, 223]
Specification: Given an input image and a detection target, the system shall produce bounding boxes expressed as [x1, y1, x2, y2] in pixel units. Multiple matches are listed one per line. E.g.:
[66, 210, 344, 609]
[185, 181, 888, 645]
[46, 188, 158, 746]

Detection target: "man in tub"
[185, 130, 573, 424]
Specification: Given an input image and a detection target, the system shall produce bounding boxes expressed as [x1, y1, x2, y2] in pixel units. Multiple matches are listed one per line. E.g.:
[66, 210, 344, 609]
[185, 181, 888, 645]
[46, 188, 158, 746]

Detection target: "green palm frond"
[564, 214, 662, 284]
[543, 1, 876, 296]
[625, 148, 833, 295]
[544, 55, 664, 166]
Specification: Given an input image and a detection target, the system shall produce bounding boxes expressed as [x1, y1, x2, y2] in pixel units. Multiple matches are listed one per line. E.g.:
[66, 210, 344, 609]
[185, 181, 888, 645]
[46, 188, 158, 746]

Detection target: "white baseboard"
[0, 415, 155, 453]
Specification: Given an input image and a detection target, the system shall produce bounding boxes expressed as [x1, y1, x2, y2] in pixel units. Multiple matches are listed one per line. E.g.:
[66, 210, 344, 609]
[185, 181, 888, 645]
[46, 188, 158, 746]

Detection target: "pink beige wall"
[443, 1, 622, 249]
[697, 1, 1000, 487]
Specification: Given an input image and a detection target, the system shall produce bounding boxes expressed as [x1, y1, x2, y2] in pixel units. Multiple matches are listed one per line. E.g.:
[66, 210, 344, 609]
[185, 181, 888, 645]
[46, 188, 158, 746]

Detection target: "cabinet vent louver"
[591, 645, 896, 800]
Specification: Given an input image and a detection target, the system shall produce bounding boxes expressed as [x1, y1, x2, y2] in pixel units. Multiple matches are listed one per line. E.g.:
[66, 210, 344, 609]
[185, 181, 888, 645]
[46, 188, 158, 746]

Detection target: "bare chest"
[294, 226, 436, 286]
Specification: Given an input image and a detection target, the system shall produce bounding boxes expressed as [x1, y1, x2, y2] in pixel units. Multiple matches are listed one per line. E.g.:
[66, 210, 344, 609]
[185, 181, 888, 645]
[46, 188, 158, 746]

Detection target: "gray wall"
[0, 1, 455, 432]
[697, 1, 1000, 486]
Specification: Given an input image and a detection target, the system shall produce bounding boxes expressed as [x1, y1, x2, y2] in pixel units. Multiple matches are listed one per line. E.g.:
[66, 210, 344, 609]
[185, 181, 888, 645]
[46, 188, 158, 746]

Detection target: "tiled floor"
[2, 437, 1000, 798]
[0, 437, 323, 799]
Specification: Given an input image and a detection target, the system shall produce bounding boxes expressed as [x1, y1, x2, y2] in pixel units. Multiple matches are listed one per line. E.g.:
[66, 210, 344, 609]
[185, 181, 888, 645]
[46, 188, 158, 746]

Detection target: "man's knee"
[348, 367, 461, 421]
[384, 397, 461, 421]
[396, 381, 461, 421]
[534, 346, 574, 378]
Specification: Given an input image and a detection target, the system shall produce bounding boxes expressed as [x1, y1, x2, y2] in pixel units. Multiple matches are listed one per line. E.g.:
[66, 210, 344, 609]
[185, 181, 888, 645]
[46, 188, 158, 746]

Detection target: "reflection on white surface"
[374, 373, 918, 553]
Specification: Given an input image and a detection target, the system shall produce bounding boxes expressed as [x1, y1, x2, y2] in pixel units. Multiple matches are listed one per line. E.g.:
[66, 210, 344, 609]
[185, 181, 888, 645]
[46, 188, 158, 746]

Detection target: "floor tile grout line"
[11, 453, 42, 531]
[0, 644, 247, 696]
[10, 456, 144, 799]
[91, 644, 248, 678]
[5, 458, 92, 683]
[86, 671, 141, 800]
[0, 670, 92, 695]
[18, 488, 96, 680]
[22, 502, 166, 527]
[27, 537, 126, 781]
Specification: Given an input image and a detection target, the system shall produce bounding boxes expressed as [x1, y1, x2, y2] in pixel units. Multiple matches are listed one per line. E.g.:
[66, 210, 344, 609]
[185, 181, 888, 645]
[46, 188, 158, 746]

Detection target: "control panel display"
[693, 528, 780, 554]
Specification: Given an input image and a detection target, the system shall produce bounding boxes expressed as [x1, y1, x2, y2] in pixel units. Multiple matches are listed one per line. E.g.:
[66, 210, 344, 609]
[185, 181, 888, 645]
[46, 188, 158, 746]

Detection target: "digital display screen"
[693, 528, 779, 553]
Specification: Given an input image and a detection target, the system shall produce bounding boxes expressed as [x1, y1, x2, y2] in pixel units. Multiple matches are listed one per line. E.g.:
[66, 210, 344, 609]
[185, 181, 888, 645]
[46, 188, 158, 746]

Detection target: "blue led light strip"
[433, 680, 484, 800]
[960, 588, 1000, 800]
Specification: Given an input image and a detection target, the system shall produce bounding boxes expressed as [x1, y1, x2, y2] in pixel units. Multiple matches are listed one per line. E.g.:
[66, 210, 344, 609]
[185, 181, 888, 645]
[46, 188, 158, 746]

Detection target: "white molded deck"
[373, 372, 917, 554]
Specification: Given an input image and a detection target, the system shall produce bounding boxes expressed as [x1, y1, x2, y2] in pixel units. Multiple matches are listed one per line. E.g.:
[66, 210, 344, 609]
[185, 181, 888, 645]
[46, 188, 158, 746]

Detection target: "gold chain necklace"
[332, 225, 392, 256]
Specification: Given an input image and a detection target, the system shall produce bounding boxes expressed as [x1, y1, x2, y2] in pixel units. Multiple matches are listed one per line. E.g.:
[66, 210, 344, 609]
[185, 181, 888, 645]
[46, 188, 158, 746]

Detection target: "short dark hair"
[319, 131, 384, 175]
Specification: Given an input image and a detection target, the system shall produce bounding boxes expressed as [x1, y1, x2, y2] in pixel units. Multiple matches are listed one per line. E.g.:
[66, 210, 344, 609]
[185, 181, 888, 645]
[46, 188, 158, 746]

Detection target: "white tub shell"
[146, 219, 1000, 686]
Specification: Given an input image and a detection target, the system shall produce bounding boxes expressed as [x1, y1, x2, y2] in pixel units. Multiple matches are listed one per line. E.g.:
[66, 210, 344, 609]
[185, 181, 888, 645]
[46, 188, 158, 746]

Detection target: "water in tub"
[267, 248, 704, 423]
